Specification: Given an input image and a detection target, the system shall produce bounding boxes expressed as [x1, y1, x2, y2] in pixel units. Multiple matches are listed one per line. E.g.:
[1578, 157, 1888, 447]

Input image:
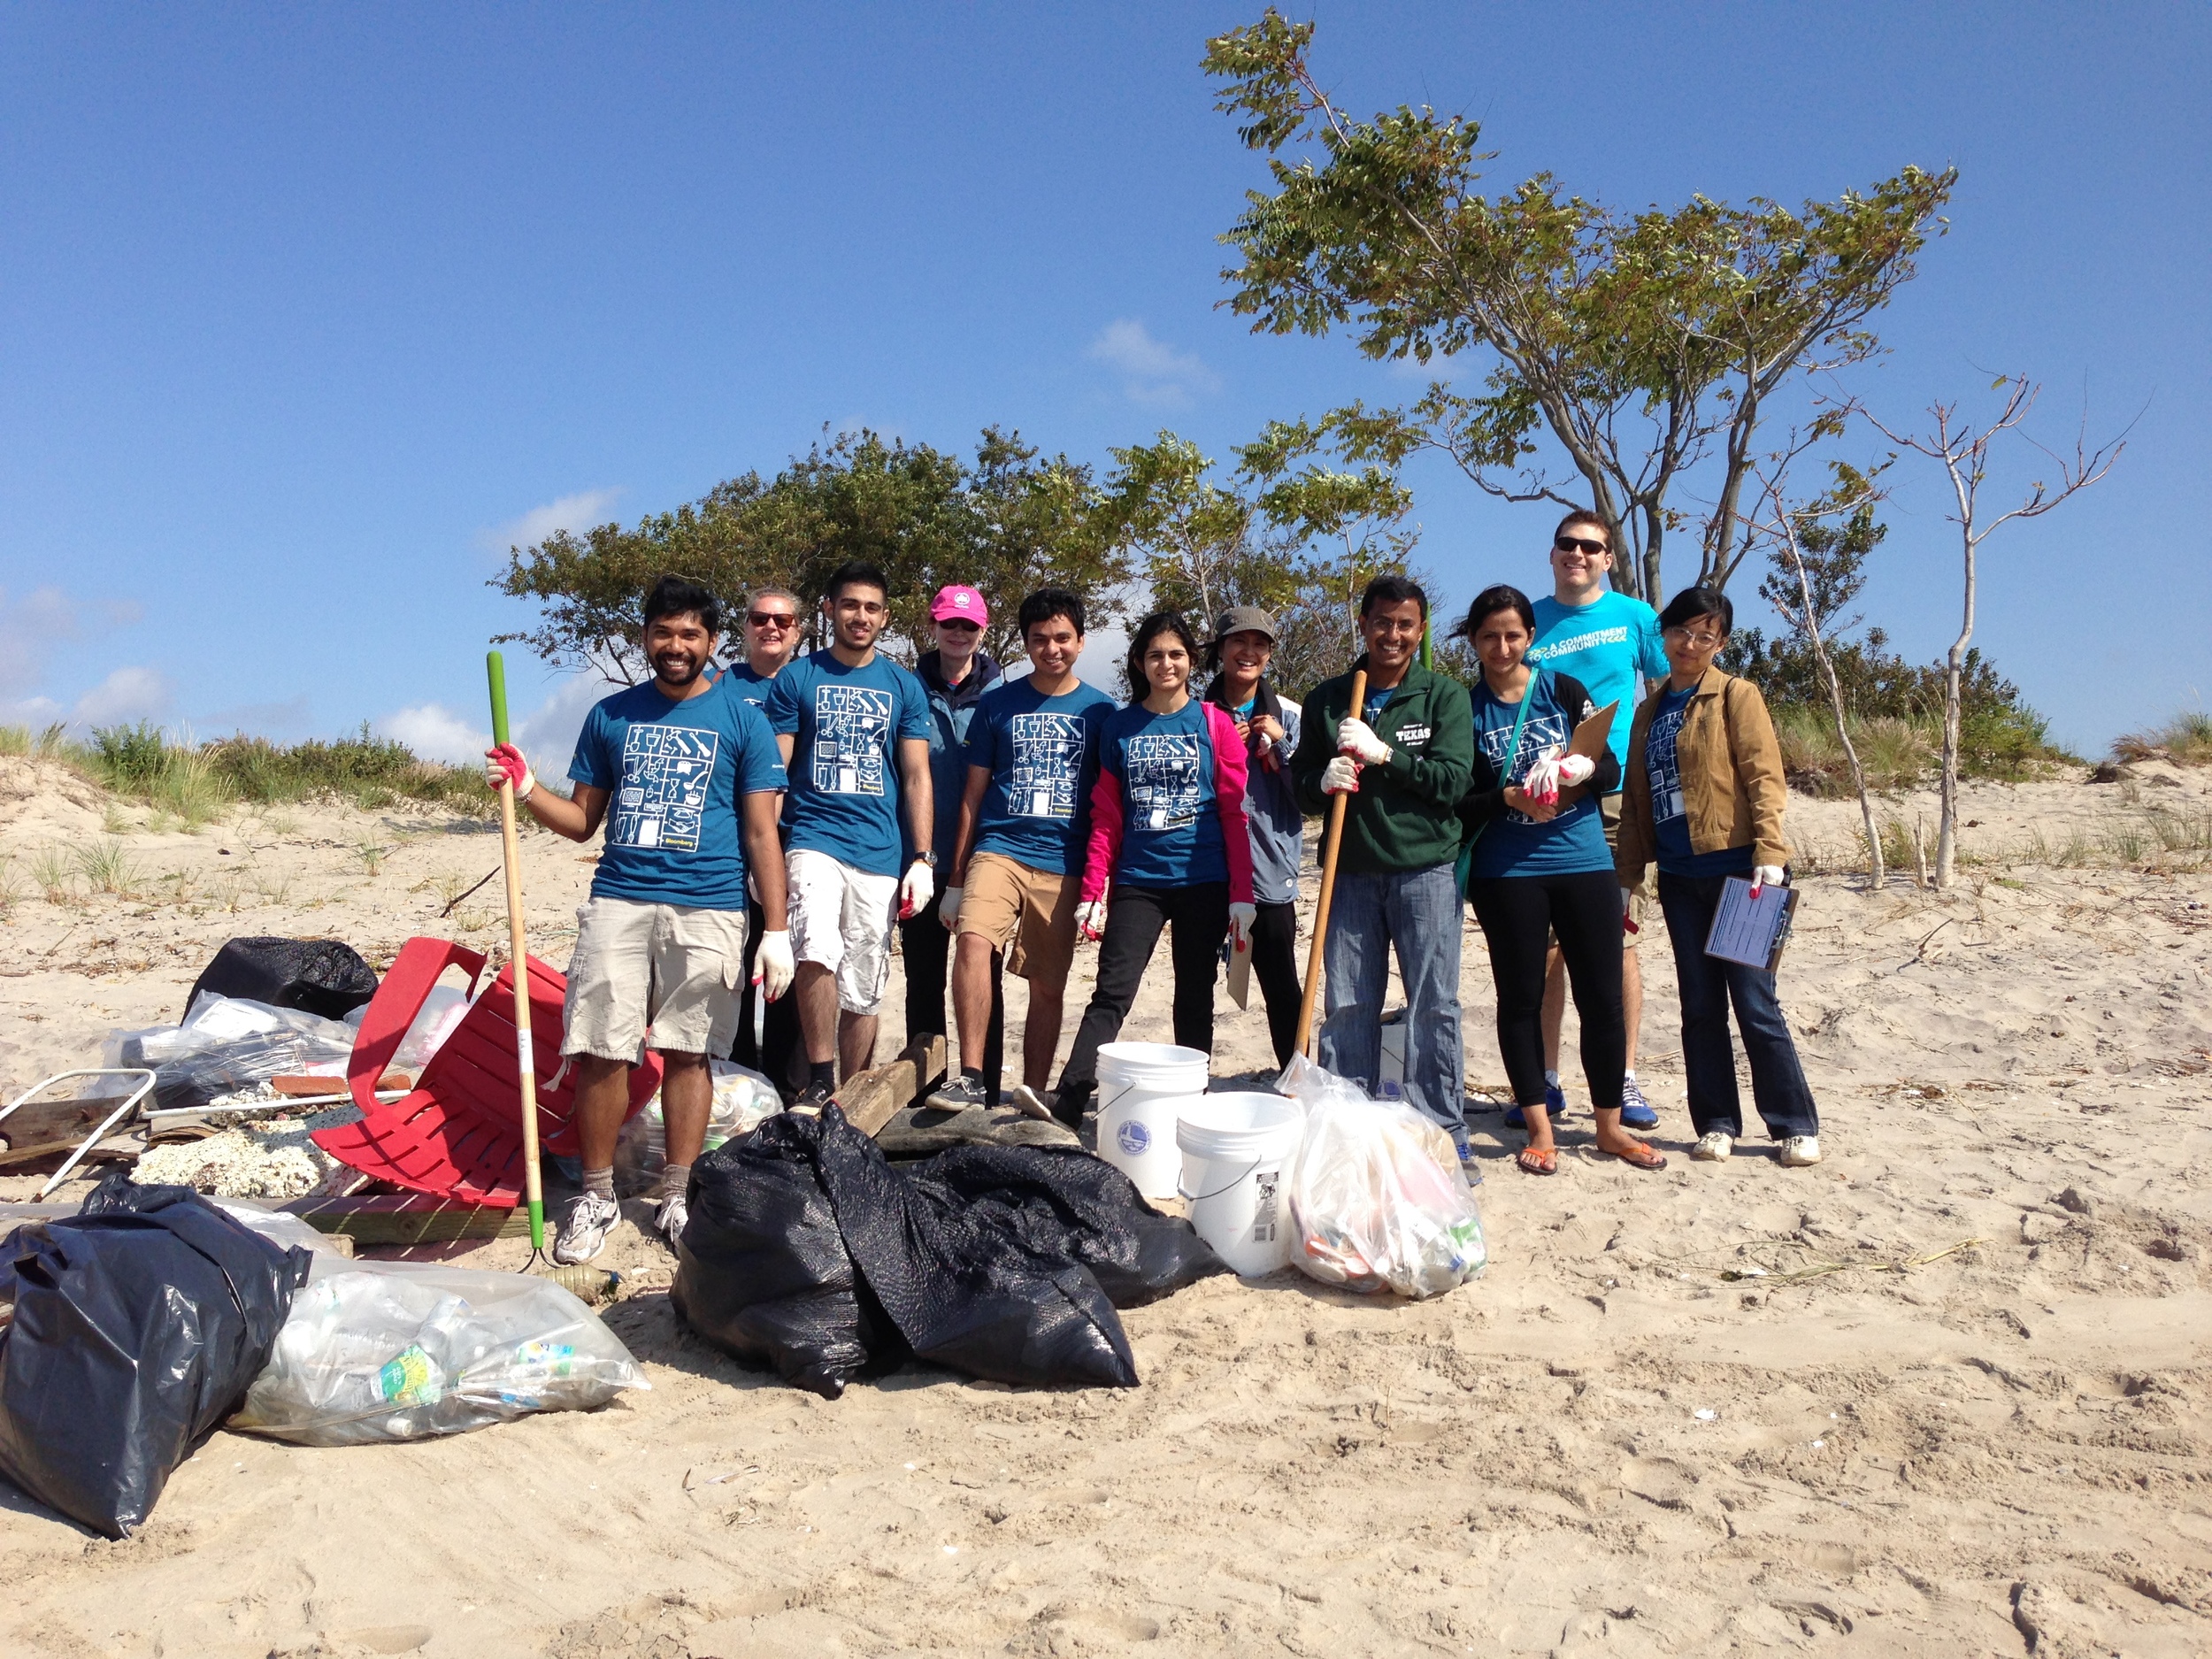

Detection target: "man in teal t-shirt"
[1524, 508, 1671, 1130]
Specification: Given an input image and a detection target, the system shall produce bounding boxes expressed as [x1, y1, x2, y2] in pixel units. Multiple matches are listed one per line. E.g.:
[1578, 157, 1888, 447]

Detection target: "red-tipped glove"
[484, 744, 534, 801]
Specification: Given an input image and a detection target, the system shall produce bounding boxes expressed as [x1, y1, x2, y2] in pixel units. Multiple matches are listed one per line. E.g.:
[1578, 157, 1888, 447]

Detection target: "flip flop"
[1598, 1143, 1668, 1171]
[1517, 1146, 1558, 1176]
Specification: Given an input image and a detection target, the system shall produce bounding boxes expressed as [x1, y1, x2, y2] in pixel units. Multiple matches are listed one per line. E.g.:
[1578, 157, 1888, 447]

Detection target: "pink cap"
[930, 585, 988, 626]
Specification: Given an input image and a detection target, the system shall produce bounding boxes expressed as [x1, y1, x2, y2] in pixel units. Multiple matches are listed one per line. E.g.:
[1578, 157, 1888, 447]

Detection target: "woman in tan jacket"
[1617, 587, 1821, 1167]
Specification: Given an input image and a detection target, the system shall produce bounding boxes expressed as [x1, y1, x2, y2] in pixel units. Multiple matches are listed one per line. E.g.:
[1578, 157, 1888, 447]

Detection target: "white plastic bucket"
[1095, 1042, 1209, 1199]
[1176, 1091, 1306, 1277]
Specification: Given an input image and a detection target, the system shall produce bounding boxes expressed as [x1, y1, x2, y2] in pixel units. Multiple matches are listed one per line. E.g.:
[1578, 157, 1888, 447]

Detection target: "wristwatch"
[919, 851, 939, 867]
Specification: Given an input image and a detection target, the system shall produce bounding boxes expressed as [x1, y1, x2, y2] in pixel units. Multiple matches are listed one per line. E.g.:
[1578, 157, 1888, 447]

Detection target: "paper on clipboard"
[1566, 700, 1619, 762]
[1704, 877, 1799, 971]
[1225, 929, 1252, 1008]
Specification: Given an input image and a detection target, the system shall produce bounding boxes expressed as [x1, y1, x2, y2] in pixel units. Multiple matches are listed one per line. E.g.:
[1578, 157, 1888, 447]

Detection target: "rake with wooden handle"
[1292, 669, 1366, 1058]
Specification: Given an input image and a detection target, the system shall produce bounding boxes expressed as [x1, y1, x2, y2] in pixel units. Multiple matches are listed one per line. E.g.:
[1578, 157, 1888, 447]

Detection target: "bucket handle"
[1177, 1158, 1263, 1204]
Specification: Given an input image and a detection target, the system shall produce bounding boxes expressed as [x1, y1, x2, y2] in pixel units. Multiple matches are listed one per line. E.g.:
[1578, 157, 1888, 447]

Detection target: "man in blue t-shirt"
[929, 588, 1113, 1119]
[1524, 507, 1671, 1130]
[485, 574, 791, 1265]
[764, 559, 935, 1104]
[718, 586, 806, 1094]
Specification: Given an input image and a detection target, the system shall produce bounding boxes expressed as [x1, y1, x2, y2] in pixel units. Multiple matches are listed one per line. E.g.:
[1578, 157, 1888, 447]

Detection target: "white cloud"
[0, 586, 83, 697]
[379, 703, 491, 766]
[476, 488, 623, 555]
[1087, 319, 1222, 407]
[73, 664, 175, 726]
[0, 694, 65, 728]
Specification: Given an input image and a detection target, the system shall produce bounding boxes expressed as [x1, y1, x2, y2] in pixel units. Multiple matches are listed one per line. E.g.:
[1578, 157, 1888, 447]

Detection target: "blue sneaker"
[1620, 1076, 1659, 1130]
[1504, 1083, 1569, 1130]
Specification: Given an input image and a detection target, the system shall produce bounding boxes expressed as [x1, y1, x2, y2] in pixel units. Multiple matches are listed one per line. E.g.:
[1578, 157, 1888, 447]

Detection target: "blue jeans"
[1319, 861, 1464, 1133]
[1656, 872, 1819, 1141]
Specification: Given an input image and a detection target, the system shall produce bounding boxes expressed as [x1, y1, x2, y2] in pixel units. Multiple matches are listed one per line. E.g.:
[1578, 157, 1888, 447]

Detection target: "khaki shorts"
[787, 848, 899, 1016]
[1600, 792, 1648, 941]
[562, 895, 749, 1061]
[957, 851, 1078, 985]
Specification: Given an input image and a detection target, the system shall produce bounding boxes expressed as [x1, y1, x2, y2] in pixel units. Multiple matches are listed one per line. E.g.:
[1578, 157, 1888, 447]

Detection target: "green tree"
[1202, 9, 1954, 601]
[493, 427, 1133, 680]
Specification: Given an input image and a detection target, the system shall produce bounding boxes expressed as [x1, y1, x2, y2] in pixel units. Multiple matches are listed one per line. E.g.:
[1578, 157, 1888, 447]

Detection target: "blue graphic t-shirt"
[965, 678, 1115, 875]
[1647, 685, 1755, 878]
[566, 677, 787, 910]
[1467, 672, 1612, 880]
[1100, 699, 1225, 888]
[764, 649, 933, 877]
[1528, 591, 1668, 772]
[720, 660, 778, 713]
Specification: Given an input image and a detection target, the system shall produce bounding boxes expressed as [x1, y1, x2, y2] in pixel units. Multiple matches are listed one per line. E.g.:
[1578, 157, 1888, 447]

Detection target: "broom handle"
[1293, 670, 1366, 1058]
[488, 652, 545, 1255]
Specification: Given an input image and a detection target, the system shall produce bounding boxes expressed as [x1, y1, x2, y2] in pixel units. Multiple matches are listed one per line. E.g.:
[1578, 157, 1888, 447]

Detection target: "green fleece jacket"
[1292, 657, 1474, 876]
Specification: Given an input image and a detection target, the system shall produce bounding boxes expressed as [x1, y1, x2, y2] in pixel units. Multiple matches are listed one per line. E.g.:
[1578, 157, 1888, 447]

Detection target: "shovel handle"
[488, 651, 545, 1254]
[1293, 670, 1364, 1058]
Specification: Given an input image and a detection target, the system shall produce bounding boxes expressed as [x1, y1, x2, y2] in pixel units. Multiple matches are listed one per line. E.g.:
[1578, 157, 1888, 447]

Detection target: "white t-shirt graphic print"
[615, 724, 718, 850]
[1008, 710, 1087, 820]
[810, 683, 892, 796]
[1125, 732, 1202, 831]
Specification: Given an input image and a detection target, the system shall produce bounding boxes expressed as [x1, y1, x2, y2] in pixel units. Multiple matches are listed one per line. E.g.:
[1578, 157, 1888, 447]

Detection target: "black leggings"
[1468, 870, 1625, 1114]
[1250, 899, 1302, 1066]
[1057, 882, 1230, 1099]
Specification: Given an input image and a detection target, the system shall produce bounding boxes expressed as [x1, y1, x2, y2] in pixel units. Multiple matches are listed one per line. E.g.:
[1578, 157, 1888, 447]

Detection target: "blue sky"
[2, 2, 2204, 763]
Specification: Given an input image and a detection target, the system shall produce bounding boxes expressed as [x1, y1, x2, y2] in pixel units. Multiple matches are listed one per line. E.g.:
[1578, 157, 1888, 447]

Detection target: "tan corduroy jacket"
[1616, 665, 1791, 883]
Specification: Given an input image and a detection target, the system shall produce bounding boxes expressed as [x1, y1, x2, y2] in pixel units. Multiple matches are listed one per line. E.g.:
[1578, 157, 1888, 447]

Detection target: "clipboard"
[1225, 930, 1252, 1009]
[1566, 700, 1618, 763]
[1704, 877, 1799, 971]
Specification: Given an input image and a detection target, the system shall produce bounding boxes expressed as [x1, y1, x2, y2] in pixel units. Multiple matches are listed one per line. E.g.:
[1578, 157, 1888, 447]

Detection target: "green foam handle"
[487, 651, 511, 747]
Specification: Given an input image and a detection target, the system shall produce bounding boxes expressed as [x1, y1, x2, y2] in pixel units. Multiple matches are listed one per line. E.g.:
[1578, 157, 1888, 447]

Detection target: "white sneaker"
[1779, 1134, 1823, 1168]
[1691, 1132, 1734, 1162]
[1008, 1084, 1056, 1123]
[655, 1190, 689, 1252]
[553, 1190, 620, 1264]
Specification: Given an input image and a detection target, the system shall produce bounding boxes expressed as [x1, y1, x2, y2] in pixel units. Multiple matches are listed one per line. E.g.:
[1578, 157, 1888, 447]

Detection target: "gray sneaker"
[925, 1071, 990, 1113]
[655, 1190, 689, 1252]
[553, 1190, 620, 1265]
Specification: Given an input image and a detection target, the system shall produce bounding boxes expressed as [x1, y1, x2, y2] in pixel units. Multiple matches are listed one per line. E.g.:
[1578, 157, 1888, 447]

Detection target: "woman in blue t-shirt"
[1455, 585, 1662, 1176]
[1050, 611, 1255, 1123]
[1615, 586, 1820, 1168]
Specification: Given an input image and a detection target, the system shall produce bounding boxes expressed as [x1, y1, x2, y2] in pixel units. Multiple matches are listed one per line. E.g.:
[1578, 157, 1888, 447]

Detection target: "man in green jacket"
[1292, 575, 1477, 1162]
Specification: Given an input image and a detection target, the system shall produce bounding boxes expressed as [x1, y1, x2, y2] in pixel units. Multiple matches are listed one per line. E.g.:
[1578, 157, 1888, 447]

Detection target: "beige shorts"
[957, 851, 1078, 984]
[1600, 791, 1648, 941]
[787, 848, 899, 1016]
[562, 895, 749, 1061]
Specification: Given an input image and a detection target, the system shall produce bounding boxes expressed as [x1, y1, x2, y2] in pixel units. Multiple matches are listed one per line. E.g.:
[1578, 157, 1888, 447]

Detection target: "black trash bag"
[673, 1107, 1225, 1394]
[671, 1114, 893, 1400]
[185, 936, 379, 1022]
[0, 1171, 310, 1537]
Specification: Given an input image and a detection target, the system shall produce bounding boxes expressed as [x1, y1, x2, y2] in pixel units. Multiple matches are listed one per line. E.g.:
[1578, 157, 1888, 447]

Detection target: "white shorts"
[561, 895, 749, 1062]
[787, 848, 900, 1016]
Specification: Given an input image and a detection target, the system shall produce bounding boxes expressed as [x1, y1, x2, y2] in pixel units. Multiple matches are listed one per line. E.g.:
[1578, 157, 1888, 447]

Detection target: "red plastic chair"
[312, 936, 660, 1207]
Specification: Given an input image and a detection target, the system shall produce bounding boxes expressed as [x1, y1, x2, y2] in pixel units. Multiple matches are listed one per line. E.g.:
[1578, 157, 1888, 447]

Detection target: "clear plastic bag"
[390, 985, 471, 1071]
[105, 995, 361, 1111]
[229, 1258, 649, 1446]
[615, 1060, 781, 1195]
[1279, 1056, 1486, 1299]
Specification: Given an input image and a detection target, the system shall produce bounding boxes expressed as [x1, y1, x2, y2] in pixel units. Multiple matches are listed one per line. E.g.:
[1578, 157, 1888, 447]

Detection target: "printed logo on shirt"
[1529, 625, 1629, 659]
[1647, 703, 1689, 823]
[1125, 732, 1202, 832]
[809, 684, 893, 796]
[1397, 724, 1432, 748]
[1481, 712, 1568, 826]
[1007, 710, 1087, 819]
[614, 724, 719, 850]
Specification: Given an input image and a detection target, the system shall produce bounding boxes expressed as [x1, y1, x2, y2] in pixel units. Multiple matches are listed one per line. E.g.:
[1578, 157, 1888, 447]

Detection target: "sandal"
[1597, 1142, 1668, 1171]
[1517, 1145, 1558, 1176]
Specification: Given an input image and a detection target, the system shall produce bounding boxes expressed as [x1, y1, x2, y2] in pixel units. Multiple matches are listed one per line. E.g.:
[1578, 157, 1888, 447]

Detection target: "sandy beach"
[4, 755, 2209, 1656]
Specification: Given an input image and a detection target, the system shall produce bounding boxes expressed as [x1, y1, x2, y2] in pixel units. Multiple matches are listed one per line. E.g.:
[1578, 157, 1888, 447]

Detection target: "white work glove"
[754, 930, 795, 1001]
[484, 743, 534, 802]
[1519, 746, 1596, 805]
[1751, 864, 1786, 895]
[938, 885, 963, 929]
[899, 860, 934, 920]
[1619, 884, 1640, 934]
[1228, 902, 1256, 950]
[1321, 755, 1361, 795]
[1076, 898, 1108, 941]
[1335, 717, 1392, 766]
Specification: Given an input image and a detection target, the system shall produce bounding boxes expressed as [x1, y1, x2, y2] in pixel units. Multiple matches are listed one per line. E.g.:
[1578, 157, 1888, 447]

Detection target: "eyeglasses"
[1554, 535, 1609, 557]
[747, 611, 796, 629]
[936, 618, 982, 634]
[1663, 626, 1724, 649]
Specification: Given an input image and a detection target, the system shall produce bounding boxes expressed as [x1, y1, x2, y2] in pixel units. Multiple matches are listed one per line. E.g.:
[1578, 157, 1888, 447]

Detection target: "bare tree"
[1865, 380, 2124, 887]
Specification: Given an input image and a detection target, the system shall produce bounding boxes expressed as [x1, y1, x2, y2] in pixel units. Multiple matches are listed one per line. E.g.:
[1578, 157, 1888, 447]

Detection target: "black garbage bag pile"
[672, 1106, 1225, 1398]
[185, 935, 380, 1023]
[0, 1172, 310, 1537]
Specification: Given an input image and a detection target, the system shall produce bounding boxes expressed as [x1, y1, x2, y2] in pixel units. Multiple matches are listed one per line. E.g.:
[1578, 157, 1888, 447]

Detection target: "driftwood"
[874, 1104, 1079, 1159]
[278, 1194, 533, 1245]
[828, 1033, 948, 1138]
[0, 1095, 134, 1162]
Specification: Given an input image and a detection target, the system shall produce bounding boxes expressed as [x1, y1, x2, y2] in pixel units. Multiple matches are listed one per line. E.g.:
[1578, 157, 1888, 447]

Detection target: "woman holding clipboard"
[1616, 587, 1821, 1167]
[1455, 585, 1663, 1176]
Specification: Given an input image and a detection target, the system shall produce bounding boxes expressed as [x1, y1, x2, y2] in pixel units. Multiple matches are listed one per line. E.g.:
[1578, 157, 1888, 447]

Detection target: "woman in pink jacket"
[1048, 611, 1254, 1126]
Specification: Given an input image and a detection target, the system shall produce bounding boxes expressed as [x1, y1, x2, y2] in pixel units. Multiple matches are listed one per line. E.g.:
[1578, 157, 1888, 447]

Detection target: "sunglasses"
[1554, 535, 1609, 556]
[747, 611, 796, 628]
[936, 618, 982, 633]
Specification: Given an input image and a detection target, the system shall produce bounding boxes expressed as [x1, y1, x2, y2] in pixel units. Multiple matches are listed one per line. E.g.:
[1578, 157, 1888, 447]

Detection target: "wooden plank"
[830, 1034, 947, 1138]
[0, 1095, 132, 1155]
[875, 1104, 1080, 1159]
[278, 1194, 530, 1245]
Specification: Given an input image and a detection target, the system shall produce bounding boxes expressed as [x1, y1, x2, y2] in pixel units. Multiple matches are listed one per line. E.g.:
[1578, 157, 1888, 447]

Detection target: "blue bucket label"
[1116, 1119, 1151, 1156]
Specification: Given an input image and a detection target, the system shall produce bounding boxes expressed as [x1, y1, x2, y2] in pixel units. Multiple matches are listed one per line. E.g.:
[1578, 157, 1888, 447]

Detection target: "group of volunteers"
[485, 503, 1822, 1265]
